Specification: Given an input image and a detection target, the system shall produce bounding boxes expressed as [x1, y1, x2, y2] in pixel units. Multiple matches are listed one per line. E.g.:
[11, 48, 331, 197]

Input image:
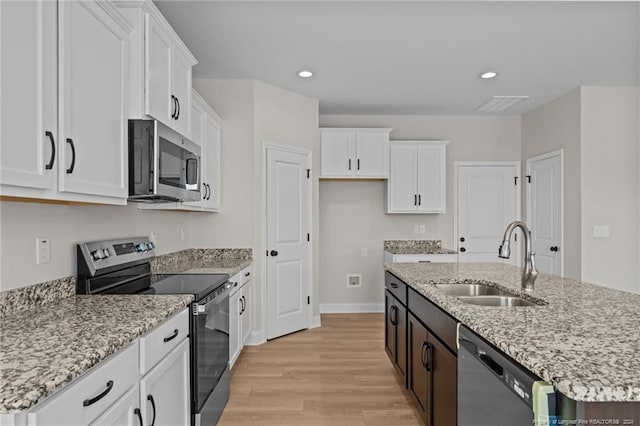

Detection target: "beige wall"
[318, 115, 521, 307]
[0, 202, 194, 291]
[192, 79, 320, 339]
[580, 87, 639, 293]
[521, 88, 582, 280]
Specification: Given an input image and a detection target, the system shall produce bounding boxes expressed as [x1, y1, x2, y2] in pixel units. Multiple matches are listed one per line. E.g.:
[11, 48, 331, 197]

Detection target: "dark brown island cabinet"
[385, 271, 457, 426]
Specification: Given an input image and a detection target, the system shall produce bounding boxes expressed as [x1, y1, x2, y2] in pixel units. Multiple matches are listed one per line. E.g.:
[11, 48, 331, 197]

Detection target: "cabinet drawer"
[27, 341, 138, 426]
[408, 287, 457, 353]
[139, 308, 189, 374]
[385, 271, 407, 305]
[240, 265, 252, 286]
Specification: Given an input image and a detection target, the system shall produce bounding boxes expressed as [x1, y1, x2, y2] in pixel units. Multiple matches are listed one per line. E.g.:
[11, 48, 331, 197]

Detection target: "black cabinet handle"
[147, 395, 156, 426]
[550, 246, 559, 252]
[82, 380, 113, 406]
[418, 194, 421, 206]
[425, 342, 433, 371]
[176, 97, 180, 119]
[242, 295, 246, 314]
[239, 296, 244, 315]
[171, 95, 176, 119]
[348, 158, 351, 170]
[45, 131, 55, 170]
[134, 408, 143, 426]
[163, 329, 179, 343]
[357, 158, 360, 170]
[233, 281, 238, 287]
[460, 247, 466, 253]
[66, 138, 76, 174]
[389, 305, 396, 325]
[207, 183, 211, 200]
[460, 237, 465, 242]
[244, 272, 250, 277]
[389, 283, 398, 288]
[270, 250, 278, 256]
[414, 194, 417, 206]
[420, 342, 428, 367]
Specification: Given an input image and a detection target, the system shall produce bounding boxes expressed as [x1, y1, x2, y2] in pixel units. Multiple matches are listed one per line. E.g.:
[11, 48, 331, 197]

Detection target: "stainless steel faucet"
[498, 221, 539, 292]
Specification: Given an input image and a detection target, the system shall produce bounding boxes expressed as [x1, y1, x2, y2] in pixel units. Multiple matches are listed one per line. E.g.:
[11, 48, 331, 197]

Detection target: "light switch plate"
[37, 237, 51, 264]
[361, 248, 368, 257]
[593, 225, 610, 238]
[413, 225, 420, 235]
[419, 225, 426, 234]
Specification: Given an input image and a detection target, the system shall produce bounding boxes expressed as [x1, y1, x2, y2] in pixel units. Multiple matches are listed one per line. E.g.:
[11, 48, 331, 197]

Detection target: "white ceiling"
[155, 1, 640, 115]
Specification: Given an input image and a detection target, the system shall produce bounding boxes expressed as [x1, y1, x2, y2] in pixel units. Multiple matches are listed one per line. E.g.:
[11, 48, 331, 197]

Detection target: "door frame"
[525, 149, 564, 276]
[262, 142, 313, 339]
[453, 161, 522, 264]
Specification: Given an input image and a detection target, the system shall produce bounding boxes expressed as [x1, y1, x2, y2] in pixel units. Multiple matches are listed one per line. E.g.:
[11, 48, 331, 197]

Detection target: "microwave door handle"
[185, 158, 198, 190]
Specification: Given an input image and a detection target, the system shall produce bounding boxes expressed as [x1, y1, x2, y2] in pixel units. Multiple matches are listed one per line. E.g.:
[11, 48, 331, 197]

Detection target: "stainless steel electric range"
[76, 237, 230, 426]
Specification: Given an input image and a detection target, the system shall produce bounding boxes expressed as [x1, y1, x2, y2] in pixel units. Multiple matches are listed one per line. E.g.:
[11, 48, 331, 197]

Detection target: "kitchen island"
[385, 262, 640, 422]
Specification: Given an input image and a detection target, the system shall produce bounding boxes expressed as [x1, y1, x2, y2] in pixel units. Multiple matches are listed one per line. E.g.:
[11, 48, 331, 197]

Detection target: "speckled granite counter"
[152, 248, 252, 276]
[0, 294, 192, 413]
[384, 262, 640, 402]
[384, 239, 457, 255]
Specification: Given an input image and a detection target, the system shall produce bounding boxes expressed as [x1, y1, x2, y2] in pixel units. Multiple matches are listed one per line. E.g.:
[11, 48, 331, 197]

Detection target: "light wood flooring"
[218, 313, 422, 426]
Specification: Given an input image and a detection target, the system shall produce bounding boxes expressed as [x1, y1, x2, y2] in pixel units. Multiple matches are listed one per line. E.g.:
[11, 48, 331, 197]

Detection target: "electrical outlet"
[181, 228, 187, 241]
[419, 225, 426, 234]
[150, 232, 158, 244]
[361, 248, 368, 257]
[36, 237, 51, 264]
[347, 274, 362, 287]
[413, 225, 420, 235]
[593, 225, 610, 238]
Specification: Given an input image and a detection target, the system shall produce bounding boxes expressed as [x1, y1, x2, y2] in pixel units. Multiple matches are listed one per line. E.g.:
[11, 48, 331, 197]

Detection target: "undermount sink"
[457, 295, 539, 307]
[434, 283, 506, 297]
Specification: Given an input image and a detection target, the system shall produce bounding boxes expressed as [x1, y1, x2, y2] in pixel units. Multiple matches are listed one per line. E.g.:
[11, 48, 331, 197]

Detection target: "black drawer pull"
[245, 272, 250, 277]
[147, 395, 157, 426]
[134, 408, 143, 426]
[163, 329, 179, 342]
[83, 380, 113, 406]
[390, 283, 398, 288]
[66, 138, 76, 174]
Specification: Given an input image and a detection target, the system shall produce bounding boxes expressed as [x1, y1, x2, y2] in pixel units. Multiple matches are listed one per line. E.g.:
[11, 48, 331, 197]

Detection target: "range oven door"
[192, 289, 230, 415]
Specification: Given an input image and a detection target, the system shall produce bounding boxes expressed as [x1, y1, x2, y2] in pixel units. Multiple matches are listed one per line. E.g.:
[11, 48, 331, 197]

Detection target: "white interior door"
[456, 163, 521, 264]
[266, 145, 311, 340]
[527, 151, 563, 275]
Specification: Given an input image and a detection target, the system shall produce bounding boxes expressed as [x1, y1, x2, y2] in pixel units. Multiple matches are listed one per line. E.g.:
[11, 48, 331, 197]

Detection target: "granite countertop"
[0, 294, 193, 413]
[384, 262, 640, 403]
[152, 248, 252, 277]
[384, 239, 457, 255]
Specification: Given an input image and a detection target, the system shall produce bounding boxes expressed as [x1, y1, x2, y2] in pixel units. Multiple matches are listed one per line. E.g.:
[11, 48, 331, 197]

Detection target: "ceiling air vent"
[476, 96, 530, 112]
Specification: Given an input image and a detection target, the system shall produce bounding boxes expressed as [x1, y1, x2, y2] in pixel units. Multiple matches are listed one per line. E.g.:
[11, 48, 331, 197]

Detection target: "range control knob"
[92, 249, 104, 260]
[137, 243, 147, 252]
[102, 248, 111, 258]
[147, 241, 155, 250]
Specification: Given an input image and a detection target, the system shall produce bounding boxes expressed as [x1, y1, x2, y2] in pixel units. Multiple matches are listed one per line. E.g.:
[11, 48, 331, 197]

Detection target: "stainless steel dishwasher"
[457, 325, 557, 425]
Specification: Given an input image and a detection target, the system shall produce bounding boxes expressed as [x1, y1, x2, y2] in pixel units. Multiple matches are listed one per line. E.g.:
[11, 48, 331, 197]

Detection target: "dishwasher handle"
[478, 351, 504, 377]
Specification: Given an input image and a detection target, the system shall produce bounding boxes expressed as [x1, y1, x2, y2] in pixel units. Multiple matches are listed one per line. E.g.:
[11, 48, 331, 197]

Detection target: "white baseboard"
[319, 303, 384, 313]
[245, 329, 266, 346]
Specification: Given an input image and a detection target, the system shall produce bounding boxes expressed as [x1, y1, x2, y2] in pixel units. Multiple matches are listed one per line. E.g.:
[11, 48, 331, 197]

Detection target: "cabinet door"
[202, 113, 221, 211]
[144, 13, 172, 125]
[417, 145, 446, 213]
[241, 282, 252, 345]
[388, 145, 418, 212]
[384, 291, 396, 363]
[171, 49, 192, 137]
[320, 131, 355, 176]
[0, 0, 57, 191]
[139, 340, 190, 426]
[229, 290, 241, 367]
[355, 131, 389, 177]
[430, 335, 456, 426]
[408, 313, 429, 423]
[91, 386, 140, 426]
[58, 0, 128, 198]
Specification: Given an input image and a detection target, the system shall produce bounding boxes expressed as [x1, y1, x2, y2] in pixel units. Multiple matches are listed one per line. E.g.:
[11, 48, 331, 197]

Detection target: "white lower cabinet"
[229, 266, 252, 368]
[139, 339, 190, 426]
[10, 308, 191, 426]
[91, 386, 140, 426]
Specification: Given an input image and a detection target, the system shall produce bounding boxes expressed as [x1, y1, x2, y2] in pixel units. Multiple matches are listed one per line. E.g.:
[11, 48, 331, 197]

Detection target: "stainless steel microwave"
[128, 120, 200, 202]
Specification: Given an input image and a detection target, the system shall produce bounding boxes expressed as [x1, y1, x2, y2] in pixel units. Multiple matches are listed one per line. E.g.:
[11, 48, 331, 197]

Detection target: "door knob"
[460, 247, 466, 253]
[550, 246, 559, 252]
[270, 250, 279, 256]
[460, 237, 465, 242]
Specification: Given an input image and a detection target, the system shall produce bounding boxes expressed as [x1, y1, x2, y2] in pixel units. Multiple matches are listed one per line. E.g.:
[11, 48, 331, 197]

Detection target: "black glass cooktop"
[148, 274, 229, 301]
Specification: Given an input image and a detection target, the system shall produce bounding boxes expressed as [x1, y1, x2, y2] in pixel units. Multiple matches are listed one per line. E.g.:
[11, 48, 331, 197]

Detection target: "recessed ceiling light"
[298, 70, 313, 78]
[480, 71, 498, 79]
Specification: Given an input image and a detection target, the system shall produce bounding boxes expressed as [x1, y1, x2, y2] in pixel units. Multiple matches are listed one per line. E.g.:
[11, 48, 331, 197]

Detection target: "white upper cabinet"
[387, 141, 448, 214]
[58, 0, 130, 199]
[0, 0, 57, 191]
[320, 128, 392, 178]
[116, 1, 197, 139]
[0, 0, 132, 205]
